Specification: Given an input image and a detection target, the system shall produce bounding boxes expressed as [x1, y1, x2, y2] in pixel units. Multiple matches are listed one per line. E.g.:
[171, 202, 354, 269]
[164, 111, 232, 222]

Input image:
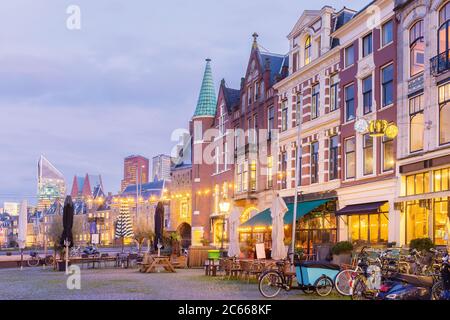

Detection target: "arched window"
[410, 113, 424, 152]
[305, 35, 311, 65]
[409, 20, 424, 77]
[439, 82, 450, 145]
[438, 2, 450, 70]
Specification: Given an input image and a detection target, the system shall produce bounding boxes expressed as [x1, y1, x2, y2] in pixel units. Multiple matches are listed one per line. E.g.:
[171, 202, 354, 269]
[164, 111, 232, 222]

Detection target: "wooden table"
[141, 256, 176, 273]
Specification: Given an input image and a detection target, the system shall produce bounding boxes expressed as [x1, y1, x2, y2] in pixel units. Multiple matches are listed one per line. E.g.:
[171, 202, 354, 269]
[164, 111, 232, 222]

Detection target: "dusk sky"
[0, 0, 367, 206]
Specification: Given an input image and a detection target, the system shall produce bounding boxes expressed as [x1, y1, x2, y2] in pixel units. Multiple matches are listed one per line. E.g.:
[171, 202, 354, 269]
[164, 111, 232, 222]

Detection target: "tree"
[46, 215, 82, 266]
[133, 217, 155, 253]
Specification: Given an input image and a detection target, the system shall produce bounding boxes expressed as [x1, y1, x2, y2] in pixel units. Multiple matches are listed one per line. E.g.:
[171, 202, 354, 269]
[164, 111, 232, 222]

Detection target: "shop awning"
[240, 199, 330, 228]
[335, 201, 387, 216]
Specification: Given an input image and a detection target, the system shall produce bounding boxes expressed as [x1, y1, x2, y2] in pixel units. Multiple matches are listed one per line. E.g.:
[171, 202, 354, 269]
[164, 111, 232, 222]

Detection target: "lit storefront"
[239, 199, 335, 254]
[397, 162, 450, 246]
[337, 202, 389, 245]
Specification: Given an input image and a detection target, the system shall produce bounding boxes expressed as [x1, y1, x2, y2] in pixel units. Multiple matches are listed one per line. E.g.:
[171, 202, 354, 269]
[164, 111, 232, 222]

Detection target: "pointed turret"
[193, 58, 217, 118]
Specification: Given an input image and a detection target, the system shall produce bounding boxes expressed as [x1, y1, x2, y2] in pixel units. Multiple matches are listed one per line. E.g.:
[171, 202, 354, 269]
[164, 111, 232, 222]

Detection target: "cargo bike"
[258, 258, 341, 298]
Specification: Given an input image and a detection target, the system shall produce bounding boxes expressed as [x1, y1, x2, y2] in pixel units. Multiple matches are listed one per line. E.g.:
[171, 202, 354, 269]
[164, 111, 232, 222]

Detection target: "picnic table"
[139, 255, 176, 273]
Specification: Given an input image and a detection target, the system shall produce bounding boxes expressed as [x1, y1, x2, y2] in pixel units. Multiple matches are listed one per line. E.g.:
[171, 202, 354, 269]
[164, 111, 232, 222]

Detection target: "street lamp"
[218, 197, 230, 253]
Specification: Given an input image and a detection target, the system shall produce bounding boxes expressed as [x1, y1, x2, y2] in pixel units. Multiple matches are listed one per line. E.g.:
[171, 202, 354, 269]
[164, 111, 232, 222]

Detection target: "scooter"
[83, 245, 99, 256]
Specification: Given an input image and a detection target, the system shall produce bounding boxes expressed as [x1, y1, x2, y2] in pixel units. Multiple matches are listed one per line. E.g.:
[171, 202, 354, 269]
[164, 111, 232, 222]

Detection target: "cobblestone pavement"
[0, 267, 348, 300]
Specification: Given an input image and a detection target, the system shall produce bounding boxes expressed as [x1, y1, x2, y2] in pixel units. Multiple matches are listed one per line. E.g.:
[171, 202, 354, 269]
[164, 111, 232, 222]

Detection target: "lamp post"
[218, 196, 230, 254]
[136, 165, 145, 220]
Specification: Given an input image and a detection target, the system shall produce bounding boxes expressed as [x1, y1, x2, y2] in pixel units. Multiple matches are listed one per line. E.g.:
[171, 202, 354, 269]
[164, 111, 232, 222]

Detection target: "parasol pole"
[291, 94, 303, 264]
[65, 239, 69, 275]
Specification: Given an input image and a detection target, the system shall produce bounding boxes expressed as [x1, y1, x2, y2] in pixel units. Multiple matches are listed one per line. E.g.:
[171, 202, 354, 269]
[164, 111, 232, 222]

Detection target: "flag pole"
[291, 95, 302, 264]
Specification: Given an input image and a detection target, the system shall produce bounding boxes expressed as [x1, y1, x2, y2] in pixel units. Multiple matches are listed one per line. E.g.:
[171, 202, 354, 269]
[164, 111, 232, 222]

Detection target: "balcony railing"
[430, 50, 450, 76]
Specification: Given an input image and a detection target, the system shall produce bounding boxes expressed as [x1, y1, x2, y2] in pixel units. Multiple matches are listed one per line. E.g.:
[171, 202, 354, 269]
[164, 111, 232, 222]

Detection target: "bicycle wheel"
[44, 255, 55, 265]
[27, 257, 40, 267]
[351, 275, 368, 300]
[258, 271, 283, 298]
[315, 276, 333, 297]
[431, 280, 444, 300]
[335, 269, 354, 296]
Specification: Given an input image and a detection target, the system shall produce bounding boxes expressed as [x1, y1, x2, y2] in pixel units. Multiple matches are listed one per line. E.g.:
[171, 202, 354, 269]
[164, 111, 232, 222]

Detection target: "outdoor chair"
[224, 258, 241, 280]
[128, 253, 138, 268]
[80, 253, 89, 269]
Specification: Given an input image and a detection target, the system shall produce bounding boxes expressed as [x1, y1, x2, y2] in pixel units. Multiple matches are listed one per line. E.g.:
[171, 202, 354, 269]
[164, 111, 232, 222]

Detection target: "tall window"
[382, 64, 394, 107]
[296, 93, 302, 125]
[311, 84, 320, 119]
[267, 156, 273, 188]
[219, 105, 225, 135]
[363, 76, 373, 114]
[249, 160, 256, 191]
[409, 94, 424, 152]
[410, 20, 424, 77]
[281, 101, 288, 131]
[305, 35, 311, 65]
[383, 136, 394, 172]
[293, 52, 299, 73]
[248, 86, 252, 105]
[311, 141, 319, 183]
[382, 20, 394, 46]
[345, 137, 356, 179]
[438, 83, 450, 144]
[268, 106, 274, 139]
[363, 134, 374, 175]
[215, 146, 220, 174]
[438, 3, 450, 62]
[363, 33, 373, 57]
[243, 161, 248, 192]
[253, 115, 258, 145]
[345, 45, 355, 67]
[281, 151, 287, 189]
[345, 84, 355, 122]
[330, 74, 339, 112]
[329, 135, 338, 180]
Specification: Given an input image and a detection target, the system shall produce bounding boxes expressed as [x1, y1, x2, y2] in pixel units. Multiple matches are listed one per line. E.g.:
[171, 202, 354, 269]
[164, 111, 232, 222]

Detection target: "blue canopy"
[240, 199, 330, 228]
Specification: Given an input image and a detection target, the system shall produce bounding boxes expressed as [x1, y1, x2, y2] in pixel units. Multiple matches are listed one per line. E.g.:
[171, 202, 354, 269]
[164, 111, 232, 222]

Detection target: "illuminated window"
[281, 151, 287, 189]
[406, 201, 429, 243]
[295, 93, 302, 125]
[434, 198, 449, 245]
[439, 83, 450, 145]
[434, 167, 450, 192]
[409, 94, 424, 152]
[249, 160, 257, 191]
[349, 213, 388, 244]
[305, 35, 311, 65]
[405, 172, 430, 196]
[383, 136, 394, 172]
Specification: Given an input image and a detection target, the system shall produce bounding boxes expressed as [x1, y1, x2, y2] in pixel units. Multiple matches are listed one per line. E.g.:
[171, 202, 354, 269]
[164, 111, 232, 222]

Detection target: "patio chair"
[225, 258, 241, 280]
[100, 253, 109, 268]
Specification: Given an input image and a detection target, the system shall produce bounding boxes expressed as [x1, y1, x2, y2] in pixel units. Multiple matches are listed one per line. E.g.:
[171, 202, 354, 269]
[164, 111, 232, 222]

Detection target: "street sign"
[91, 233, 100, 244]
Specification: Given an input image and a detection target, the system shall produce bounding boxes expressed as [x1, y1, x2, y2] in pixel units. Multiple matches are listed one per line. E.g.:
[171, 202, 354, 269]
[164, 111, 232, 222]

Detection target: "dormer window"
[305, 35, 312, 65]
[219, 104, 225, 136]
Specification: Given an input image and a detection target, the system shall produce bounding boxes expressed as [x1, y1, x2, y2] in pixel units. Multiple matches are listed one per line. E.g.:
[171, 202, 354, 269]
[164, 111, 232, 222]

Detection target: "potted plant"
[331, 241, 353, 265]
[200, 237, 210, 247]
[409, 238, 434, 253]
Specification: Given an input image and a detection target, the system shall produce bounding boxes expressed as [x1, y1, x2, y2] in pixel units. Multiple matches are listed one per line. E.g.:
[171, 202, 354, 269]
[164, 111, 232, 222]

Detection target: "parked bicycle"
[431, 250, 450, 300]
[27, 251, 54, 267]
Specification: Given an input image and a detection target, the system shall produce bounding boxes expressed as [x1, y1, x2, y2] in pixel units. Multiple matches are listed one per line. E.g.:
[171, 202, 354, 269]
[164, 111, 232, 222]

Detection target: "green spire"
[193, 58, 217, 117]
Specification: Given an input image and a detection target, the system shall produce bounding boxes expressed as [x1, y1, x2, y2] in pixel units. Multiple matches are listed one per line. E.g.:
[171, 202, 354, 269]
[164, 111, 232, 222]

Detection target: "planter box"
[57, 261, 71, 272]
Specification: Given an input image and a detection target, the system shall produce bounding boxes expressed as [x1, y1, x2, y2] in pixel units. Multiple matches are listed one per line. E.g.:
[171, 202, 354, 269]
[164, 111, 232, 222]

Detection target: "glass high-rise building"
[37, 155, 66, 212]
